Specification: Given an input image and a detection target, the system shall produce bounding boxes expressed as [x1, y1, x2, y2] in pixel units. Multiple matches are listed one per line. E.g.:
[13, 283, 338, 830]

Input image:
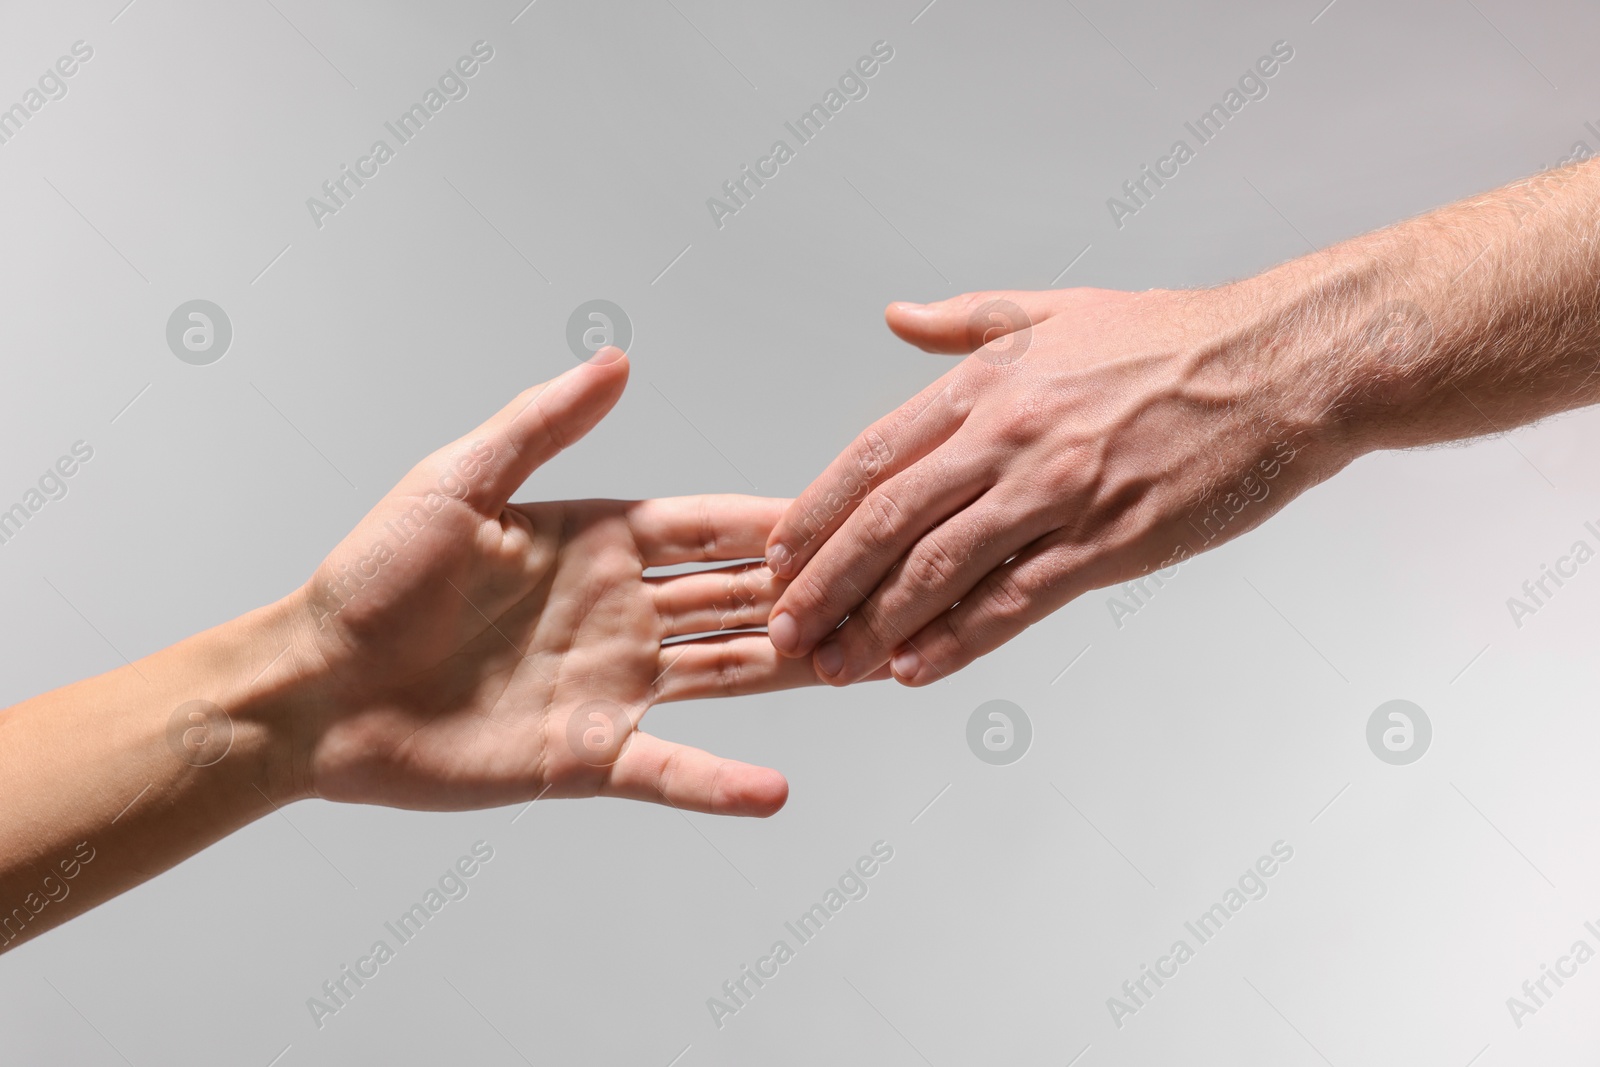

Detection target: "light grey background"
[2, 0, 1598, 1063]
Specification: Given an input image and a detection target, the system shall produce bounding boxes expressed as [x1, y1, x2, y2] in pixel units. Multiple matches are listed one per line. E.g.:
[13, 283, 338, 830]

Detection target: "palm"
[291, 354, 821, 817]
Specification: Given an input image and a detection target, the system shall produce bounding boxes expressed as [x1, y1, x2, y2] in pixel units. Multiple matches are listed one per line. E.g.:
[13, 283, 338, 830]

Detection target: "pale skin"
[0, 348, 863, 953]
[766, 157, 1600, 685]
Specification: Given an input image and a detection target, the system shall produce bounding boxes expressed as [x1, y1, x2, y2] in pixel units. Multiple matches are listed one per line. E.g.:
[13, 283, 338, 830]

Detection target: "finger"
[601, 732, 788, 817]
[650, 561, 778, 637]
[412, 348, 630, 512]
[630, 495, 788, 567]
[819, 486, 1058, 684]
[764, 362, 972, 582]
[886, 290, 1062, 354]
[768, 439, 993, 661]
[891, 534, 1125, 686]
[653, 633, 889, 703]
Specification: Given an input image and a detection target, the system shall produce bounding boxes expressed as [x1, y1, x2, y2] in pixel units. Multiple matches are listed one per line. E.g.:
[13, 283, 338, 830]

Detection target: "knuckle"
[859, 490, 906, 551]
[996, 394, 1050, 446]
[713, 644, 747, 692]
[704, 760, 729, 814]
[927, 613, 972, 667]
[855, 429, 896, 479]
[984, 573, 1033, 623]
[790, 569, 837, 615]
[854, 598, 901, 651]
[654, 746, 683, 799]
[696, 498, 720, 558]
[908, 535, 962, 587]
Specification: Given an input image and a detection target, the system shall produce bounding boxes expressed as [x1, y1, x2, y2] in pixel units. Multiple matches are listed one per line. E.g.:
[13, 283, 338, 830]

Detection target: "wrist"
[1173, 276, 1358, 489]
[1226, 254, 1407, 465]
[204, 591, 332, 807]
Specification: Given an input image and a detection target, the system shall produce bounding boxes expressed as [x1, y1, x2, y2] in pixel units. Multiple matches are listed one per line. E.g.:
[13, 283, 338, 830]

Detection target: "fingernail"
[891, 648, 921, 680]
[768, 611, 800, 655]
[587, 345, 624, 366]
[767, 542, 795, 578]
[816, 641, 844, 678]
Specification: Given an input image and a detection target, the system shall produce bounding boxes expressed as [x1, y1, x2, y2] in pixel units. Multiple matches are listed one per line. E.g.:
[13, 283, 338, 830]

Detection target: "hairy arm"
[764, 158, 1600, 685]
[1256, 158, 1600, 450]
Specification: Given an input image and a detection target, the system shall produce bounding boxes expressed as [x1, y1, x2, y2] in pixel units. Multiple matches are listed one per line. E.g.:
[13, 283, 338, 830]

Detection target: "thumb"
[886, 291, 1060, 355]
[424, 347, 630, 511]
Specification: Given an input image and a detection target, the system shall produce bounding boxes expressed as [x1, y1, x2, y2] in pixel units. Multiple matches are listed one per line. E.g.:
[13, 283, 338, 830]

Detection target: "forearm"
[0, 595, 314, 952]
[1247, 157, 1600, 456]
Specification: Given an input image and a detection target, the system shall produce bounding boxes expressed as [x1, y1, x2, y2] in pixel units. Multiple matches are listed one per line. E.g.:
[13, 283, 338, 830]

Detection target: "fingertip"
[815, 642, 875, 687]
[885, 297, 970, 355]
[885, 301, 928, 337]
[573, 346, 630, 397]
[767, 609, 802, 657]
[891, 647, 935, 687]
[585, 344, 628, 368]
[814, 640, 844, 682]
[727, 766, 788, 817]
[766, 541, 796, 579]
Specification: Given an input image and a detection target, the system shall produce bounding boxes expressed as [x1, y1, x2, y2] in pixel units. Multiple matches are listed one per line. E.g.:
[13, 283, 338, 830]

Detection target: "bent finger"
[822, 487, 1057, 683]
[891, 534, 1123, 685]
[769, 441, 993, 660]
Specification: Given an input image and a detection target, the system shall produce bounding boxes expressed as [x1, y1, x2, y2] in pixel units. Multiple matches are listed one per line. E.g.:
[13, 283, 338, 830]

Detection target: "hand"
[762, 286, 1343, 686]
[284, 349, 835, 817]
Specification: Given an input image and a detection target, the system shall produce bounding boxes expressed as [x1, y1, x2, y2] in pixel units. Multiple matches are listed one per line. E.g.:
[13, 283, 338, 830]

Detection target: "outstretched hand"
[288, 349, 850, 817]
